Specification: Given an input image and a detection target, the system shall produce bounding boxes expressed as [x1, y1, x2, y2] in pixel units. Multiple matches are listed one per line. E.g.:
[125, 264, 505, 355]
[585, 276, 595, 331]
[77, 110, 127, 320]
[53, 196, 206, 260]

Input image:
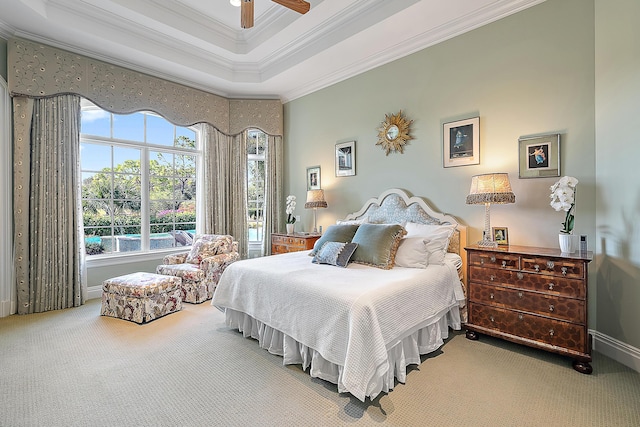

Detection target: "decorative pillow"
[404, 223, 456, 265]
[394, 237, 429, 268]
[336, 218, 367, 225]
[312, 242, 359, 268]
[350, 223, 406, 269]
[185, 234, 233, 265]
[310, 224, 360, 256]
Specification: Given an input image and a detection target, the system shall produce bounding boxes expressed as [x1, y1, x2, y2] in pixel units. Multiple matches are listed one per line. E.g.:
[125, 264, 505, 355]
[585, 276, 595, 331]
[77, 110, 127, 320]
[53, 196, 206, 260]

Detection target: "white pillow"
[394, 237, 429, 268]
[404, 222, 456, 265]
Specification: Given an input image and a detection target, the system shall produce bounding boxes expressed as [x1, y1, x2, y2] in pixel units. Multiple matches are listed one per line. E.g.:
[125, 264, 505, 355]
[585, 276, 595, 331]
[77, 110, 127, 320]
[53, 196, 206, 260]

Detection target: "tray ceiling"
[0, 0, 545, 101]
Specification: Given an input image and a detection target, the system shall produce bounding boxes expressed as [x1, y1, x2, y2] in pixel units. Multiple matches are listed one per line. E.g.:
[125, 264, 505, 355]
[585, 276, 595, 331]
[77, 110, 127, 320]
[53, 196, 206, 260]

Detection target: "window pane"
[176, 178, 196, 201]
[113, 147, 141, 171]
[176, 154, 196, 176]
[151, 201, 174, 223]
[146, 114, 175, 146]
[150, 177, 174, 200]
[113, 112, 144, 142]
[150, 151, 173, 176]
[176, 126, 196, 144]
[81, 108, 111, 137]
[81, 143, 111, 172]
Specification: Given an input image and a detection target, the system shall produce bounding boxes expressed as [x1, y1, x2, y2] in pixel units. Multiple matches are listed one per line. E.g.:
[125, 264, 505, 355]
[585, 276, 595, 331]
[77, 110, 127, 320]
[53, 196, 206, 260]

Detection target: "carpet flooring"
[1, 299, 639, 426]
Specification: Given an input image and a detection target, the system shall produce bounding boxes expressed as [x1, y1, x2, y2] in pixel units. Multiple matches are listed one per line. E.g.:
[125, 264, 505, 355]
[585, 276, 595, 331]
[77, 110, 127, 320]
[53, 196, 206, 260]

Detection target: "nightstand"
[464, 244, 593, 374]
[271, 233, 321, 255]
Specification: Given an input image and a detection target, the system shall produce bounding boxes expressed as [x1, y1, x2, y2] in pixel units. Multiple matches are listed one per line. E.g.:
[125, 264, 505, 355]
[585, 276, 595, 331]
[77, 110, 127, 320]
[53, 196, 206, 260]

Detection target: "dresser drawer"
[469, 302, 586, 353]
[271, 234, 320, 254]
[469, 251, 520, 269]
[469, 283, 585, 323]
[469, 266, 585, 299]
[521, 256, 584, 279]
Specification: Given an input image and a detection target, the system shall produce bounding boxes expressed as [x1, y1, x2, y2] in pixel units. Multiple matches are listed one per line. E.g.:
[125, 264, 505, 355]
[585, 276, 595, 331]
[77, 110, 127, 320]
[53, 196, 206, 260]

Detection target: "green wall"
[284, 0, 595, 250]
[595, 0, 640, 350]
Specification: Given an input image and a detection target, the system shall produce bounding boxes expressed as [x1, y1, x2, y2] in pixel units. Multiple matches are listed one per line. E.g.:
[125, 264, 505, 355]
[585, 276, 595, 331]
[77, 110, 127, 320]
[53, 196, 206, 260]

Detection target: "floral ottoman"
[100, 272, 182, 324]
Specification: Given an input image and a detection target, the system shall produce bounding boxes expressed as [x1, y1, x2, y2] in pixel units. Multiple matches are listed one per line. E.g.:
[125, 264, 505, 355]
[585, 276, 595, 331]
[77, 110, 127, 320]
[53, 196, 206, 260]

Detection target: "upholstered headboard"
[344, 188, 468, 284]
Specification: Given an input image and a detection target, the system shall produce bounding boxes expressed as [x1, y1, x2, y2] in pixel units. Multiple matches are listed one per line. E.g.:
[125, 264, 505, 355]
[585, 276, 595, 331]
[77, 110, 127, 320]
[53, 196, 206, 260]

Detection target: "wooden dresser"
[271, 233, 321, 255]
[464, 244, 593, 373]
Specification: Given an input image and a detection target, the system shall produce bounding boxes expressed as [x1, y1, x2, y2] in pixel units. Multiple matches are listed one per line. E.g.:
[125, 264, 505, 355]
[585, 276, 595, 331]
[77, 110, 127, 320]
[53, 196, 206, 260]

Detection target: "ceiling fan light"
[230, 0, 241, 7]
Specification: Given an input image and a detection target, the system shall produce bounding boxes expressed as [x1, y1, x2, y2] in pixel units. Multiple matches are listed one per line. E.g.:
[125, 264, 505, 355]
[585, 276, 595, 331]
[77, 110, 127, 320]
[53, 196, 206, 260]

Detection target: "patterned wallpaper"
[8, 38, 283, 136]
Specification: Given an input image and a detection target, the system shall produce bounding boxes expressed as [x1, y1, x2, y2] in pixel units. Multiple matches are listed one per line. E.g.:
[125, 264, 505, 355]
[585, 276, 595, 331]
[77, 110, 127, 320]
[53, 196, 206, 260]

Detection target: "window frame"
[80, 104, 201, 263]
[247, 129, 266, 252]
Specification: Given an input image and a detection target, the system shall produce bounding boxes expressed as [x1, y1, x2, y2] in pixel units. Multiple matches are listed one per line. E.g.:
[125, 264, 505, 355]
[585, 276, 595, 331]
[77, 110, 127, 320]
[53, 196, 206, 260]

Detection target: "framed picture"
[518, 133, 560, 178]
[492, 227, 509, 246]
[335, 141, 356, 177]
[306, 166, 321, 190]
[443, 117, 480, 168]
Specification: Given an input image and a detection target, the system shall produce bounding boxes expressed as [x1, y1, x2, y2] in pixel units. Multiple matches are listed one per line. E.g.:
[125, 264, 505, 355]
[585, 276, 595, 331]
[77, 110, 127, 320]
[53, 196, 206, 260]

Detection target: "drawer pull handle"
[534, 264, 540, 272]
[501, 260, 507, 268]
[561, 267, 568, 276]
[518, 292, 523, 298]
[549, 304, 554, 312]
[480, 258, 484, 265]
[490, 255, 497, 263]
[518, 314, 524, 321]
[490, 275, 495, 281]
[548, 283, 554, 290]
[546, 261, 555, 269]
[490, 316, 495, 322]
[490, 293, 494, 299]
[517, 273, 524, 280]
[549, 329, 555, 336]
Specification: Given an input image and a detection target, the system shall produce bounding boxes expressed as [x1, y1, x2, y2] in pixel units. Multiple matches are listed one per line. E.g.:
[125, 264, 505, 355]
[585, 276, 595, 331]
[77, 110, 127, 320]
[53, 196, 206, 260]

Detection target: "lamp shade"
[466, 173, 515, 205]
[304, 189, 328, 209]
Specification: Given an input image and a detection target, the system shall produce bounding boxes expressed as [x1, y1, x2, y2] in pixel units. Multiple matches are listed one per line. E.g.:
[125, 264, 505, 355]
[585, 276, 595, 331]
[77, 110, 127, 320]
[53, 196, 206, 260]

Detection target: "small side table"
[271, 233, 320, 255]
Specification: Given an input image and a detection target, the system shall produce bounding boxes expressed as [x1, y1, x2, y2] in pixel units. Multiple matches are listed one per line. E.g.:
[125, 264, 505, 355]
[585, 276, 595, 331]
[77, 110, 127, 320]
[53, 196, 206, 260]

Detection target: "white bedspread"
[212, 251, 465, 401]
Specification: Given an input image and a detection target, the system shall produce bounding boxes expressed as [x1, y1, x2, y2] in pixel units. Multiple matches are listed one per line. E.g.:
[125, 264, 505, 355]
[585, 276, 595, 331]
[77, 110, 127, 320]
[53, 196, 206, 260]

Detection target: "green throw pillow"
[309, 224, 360, 255]
[350, 223, 406, 269]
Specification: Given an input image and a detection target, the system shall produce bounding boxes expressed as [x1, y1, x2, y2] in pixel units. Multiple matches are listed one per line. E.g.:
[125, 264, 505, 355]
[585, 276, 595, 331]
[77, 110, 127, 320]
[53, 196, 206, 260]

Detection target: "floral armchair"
[156, 234, 239, 303]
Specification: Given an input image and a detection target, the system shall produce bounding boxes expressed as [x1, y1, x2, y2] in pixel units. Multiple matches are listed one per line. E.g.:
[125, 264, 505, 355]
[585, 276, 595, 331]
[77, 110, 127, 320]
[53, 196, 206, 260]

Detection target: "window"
[80, 100, 199, 256]
[247, 129, 266, 247]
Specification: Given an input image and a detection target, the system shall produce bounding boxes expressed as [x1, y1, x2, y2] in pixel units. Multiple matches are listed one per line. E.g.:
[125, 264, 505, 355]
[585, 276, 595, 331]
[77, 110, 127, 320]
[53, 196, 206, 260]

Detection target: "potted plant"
[286, 195, 296, 234]
[549, 176, 578, 253]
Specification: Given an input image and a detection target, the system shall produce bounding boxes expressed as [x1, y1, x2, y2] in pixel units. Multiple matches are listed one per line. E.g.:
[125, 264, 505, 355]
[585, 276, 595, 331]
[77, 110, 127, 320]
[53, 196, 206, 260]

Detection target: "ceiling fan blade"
[271, 0, 310, 14]
[241, 0, 254, 29]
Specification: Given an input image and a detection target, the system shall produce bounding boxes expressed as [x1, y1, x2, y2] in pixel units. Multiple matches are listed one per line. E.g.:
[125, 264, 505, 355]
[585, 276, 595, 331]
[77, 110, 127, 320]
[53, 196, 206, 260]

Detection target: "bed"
[211, 188, 467, 402]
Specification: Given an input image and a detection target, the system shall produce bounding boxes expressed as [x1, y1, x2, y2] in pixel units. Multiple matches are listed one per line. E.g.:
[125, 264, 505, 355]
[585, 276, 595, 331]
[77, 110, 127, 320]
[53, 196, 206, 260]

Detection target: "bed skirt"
[224, 307, 461, 401]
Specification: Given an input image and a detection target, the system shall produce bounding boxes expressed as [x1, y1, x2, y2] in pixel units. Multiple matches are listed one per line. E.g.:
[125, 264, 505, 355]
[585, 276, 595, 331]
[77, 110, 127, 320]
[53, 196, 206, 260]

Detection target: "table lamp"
[466, 173, 515, 247]
[304, 189, 328, 233]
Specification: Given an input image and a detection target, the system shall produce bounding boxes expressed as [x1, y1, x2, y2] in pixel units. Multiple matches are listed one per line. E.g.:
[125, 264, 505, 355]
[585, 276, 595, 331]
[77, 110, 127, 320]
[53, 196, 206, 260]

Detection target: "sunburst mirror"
[376, 110, 414, 155]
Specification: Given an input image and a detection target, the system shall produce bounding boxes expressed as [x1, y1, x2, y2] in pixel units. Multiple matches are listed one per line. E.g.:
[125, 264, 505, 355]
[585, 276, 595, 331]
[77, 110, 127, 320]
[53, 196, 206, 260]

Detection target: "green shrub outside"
[83, 212, 196, 236]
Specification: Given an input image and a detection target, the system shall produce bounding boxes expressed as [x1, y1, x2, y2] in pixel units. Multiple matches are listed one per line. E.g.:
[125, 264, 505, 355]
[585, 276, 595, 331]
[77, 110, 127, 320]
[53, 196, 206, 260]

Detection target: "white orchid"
[550, 176, 578, 234]
[285, 195, 296, 224]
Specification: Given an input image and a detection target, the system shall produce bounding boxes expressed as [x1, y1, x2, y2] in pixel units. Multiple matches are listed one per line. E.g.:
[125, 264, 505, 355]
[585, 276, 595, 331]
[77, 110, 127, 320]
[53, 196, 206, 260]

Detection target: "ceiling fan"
[239, 0, 311, 29]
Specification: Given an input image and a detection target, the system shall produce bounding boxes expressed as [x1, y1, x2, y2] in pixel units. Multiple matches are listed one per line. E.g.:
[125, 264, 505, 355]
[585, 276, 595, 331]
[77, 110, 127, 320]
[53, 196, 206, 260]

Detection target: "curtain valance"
[8, 38, 283, 136]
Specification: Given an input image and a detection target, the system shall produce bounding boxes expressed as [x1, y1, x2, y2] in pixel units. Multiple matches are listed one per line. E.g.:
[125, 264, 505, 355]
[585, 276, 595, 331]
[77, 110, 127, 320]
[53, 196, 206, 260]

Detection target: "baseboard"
[591, 329, 640, 373]
[0, 299, 13, 317]
[87, 286, 102, 301]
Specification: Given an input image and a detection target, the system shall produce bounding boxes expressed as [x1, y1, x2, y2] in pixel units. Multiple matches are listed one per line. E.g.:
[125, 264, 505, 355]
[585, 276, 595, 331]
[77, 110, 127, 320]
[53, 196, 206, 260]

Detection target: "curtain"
[262, 135, 284, 255]
[13, 95, 86, 314]
[202, 125, 248, 259]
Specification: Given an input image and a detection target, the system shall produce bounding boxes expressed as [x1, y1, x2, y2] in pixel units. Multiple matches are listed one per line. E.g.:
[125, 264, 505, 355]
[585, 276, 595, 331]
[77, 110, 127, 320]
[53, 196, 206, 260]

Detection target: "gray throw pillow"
[312, 242, 359, 267]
